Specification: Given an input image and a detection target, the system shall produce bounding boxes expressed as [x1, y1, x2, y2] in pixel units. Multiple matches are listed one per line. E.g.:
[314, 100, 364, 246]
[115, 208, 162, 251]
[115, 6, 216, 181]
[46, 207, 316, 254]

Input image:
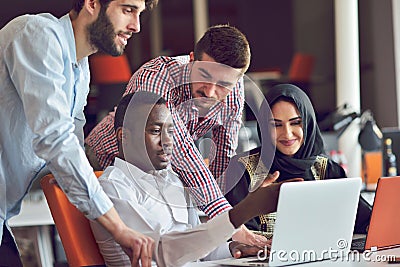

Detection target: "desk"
[9, 190, 55, 267]
[186, 247, 400, 266]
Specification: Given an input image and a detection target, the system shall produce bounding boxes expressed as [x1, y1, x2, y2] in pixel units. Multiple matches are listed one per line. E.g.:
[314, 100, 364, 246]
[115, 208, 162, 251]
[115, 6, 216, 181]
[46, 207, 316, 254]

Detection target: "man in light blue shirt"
[0, 0, 158, 266]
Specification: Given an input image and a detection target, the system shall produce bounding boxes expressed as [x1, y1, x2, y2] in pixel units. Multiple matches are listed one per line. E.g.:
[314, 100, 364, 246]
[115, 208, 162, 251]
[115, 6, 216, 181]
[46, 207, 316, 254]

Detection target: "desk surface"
[361, 191, 375, 206]
[9, 191, 54, 227]
[186, 247, 400, 266]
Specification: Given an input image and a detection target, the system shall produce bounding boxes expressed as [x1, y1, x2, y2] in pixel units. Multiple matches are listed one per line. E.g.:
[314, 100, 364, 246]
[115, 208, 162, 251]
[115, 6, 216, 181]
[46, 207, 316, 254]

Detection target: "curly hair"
[194, 24, 251, 73]
[114, 91, 166, 130]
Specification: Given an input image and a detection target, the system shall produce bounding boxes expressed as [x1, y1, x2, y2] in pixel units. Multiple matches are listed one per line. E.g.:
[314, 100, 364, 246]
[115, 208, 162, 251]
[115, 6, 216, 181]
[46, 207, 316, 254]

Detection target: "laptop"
[351, 176, 400, 252]
[218, 177, 362, 266]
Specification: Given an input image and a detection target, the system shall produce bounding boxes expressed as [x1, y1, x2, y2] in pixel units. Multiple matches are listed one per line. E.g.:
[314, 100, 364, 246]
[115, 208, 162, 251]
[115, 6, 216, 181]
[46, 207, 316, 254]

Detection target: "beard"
[87, 7, 124, 56]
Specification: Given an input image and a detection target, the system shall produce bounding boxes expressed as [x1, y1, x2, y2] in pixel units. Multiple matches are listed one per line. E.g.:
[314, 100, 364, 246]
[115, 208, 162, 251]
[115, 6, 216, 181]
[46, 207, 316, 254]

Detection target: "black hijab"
[260, 84, 326, 181]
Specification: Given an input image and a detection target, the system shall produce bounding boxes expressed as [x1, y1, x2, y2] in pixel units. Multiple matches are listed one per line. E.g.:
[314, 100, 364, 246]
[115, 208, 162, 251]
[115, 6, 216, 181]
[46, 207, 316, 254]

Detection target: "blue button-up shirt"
[0, 13, 112, 242]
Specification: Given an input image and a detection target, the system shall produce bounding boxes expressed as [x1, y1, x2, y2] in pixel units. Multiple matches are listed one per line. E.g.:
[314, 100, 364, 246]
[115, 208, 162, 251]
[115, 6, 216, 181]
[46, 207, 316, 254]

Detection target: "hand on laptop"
[246, 177, 304, 215]
[229, 241, 265, 259]
[232, 225, 270, 247]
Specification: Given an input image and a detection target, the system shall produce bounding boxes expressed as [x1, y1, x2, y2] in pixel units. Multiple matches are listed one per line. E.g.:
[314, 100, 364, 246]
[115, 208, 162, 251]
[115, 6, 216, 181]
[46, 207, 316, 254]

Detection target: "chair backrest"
[362, 151, 383, 190]
[40, 171, 105, 267]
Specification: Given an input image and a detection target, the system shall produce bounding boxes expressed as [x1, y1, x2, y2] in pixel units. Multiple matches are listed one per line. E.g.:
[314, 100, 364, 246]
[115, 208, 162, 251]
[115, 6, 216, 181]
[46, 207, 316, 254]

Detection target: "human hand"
[228, 177, 303, 229]
[232, 225, 271, 247]
[97, 208, 155, 267]
[229, 240, 264, 259]
[113, 227, 155, 267]
[248, 177, 304, 215]
[248, 171, 280, 192]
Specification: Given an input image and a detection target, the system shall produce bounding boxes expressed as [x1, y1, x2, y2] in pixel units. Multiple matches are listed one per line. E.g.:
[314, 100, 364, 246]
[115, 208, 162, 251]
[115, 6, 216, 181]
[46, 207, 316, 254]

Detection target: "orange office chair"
[361, 151, 383, 190]
[260, 52, 315, 96]
[285, 52, 315, 94]
[287, 52, 315, 83]
[40, 171, 105, 267]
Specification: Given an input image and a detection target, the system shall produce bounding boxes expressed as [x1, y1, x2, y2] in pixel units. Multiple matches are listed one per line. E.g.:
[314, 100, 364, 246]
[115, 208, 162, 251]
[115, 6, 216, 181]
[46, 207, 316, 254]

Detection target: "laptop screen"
[365, 176, 400, 250]
[218, 178, 362, 267]
[269, 178, 361, 266]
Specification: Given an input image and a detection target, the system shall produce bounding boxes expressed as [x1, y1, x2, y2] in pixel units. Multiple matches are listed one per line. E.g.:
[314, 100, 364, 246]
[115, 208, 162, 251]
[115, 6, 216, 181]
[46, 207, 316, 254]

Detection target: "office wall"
[360, 0, 398, 128]
[155, 0, 294, 72]
[292, 0, 336, 117]
[0, 0, 70, 27]
[292, 0, 398, 128]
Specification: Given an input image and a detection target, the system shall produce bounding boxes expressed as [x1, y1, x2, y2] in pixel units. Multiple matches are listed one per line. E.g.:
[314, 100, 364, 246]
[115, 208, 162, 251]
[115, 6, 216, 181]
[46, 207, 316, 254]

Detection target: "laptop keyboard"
[250, 257, 269, 262]
[351, 237, 366, 252]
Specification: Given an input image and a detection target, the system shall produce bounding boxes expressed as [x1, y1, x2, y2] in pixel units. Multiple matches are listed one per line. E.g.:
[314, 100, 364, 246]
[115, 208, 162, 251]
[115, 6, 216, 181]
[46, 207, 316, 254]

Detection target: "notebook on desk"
[218, 177, 362, 266]
[351, 176, 400, 252]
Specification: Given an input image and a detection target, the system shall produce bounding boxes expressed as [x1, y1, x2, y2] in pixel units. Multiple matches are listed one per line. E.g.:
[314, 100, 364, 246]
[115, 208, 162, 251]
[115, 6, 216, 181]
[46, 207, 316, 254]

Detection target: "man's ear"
[120, 128, 132, 145]
[83, 0, 98, 15]
[189, 51, 195, 62]
[116, 127, 124, 143]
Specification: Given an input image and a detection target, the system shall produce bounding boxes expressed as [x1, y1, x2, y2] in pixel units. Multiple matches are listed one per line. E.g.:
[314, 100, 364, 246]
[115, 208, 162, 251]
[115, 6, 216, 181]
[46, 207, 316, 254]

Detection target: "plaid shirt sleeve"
[85, 111, 119, 169]
[210, 78, 245, 192]
[170, 107, 232, 217]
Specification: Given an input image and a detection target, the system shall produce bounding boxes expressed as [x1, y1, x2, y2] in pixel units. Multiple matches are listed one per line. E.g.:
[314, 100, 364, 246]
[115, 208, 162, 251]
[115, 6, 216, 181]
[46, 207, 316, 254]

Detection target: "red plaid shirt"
[85, 55, 244, 217]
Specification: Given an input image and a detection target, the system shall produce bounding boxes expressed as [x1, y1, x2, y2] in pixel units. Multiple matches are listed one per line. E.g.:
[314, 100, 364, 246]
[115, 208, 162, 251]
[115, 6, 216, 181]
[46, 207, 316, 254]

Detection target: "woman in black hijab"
[264, 83, 344, 181]
[225, 84, 371, 235]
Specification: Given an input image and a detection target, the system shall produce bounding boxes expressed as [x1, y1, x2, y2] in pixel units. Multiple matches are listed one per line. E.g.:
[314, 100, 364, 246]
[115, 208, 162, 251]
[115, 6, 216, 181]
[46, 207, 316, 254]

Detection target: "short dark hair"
[72, 0, 158, 13]
[193, 24, 251, 73]
[114, 91, 167, 130]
